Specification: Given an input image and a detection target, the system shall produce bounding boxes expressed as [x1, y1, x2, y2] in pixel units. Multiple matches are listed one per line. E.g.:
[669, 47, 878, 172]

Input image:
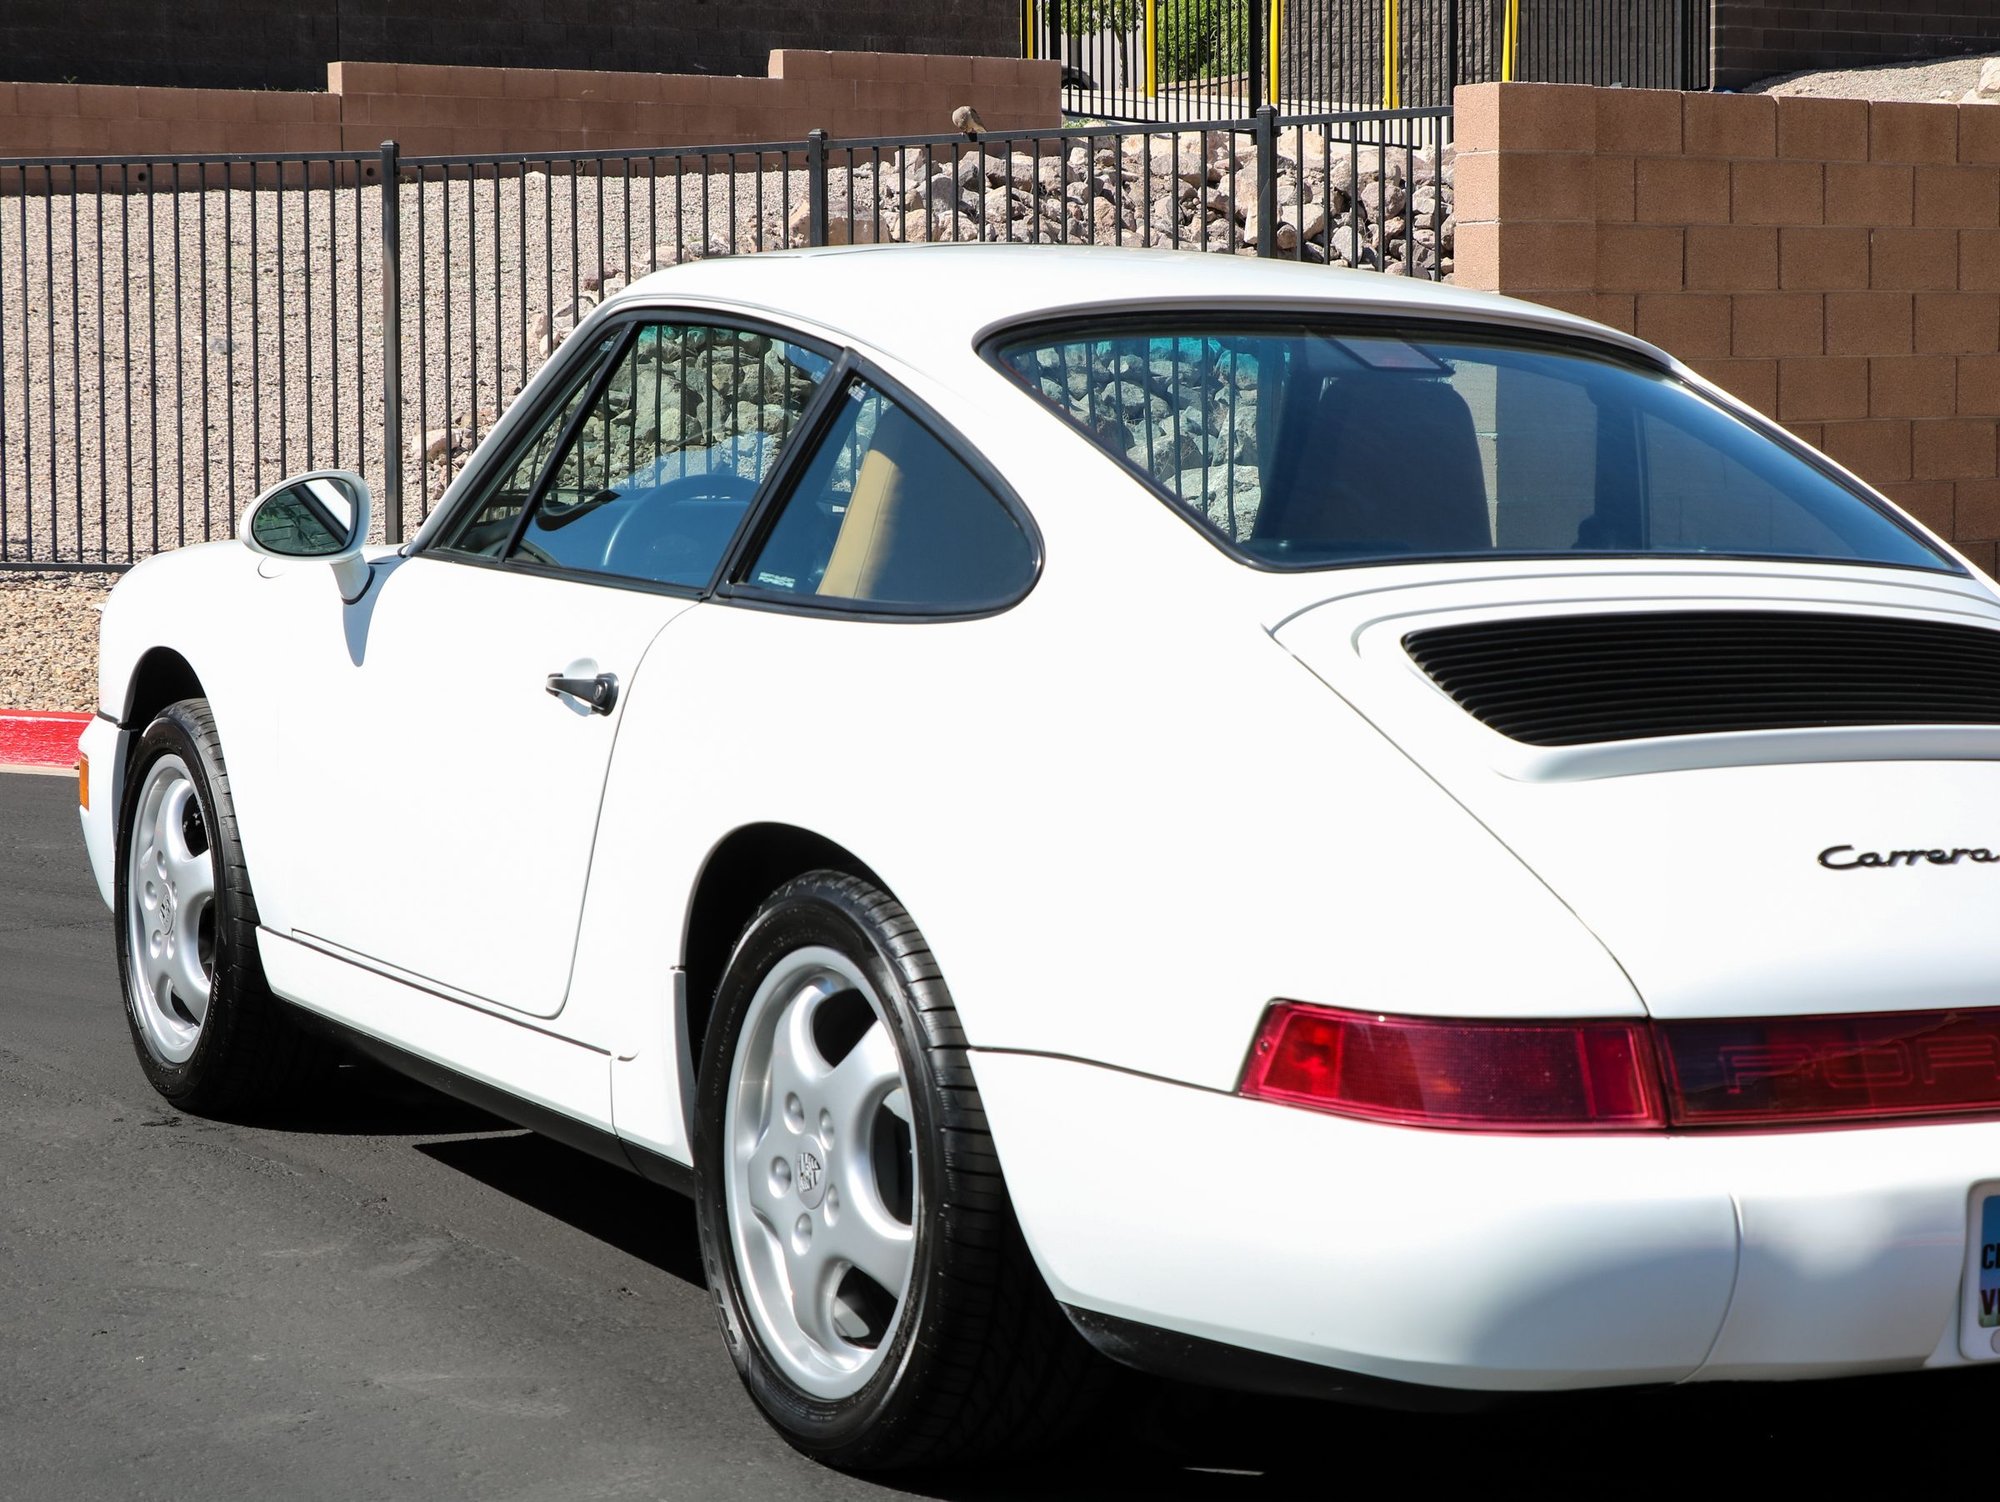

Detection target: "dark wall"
[1713, 1, 2000, 89]
[0, 0, 1018, 90]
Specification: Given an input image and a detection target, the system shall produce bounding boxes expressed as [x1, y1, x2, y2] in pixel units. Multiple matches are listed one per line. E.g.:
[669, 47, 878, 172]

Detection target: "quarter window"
[741, 378, 1035, 611]
[433, 329, 620, 559]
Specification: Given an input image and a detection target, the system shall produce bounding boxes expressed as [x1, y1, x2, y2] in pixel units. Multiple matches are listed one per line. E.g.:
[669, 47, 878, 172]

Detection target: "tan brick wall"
[0, 51, 1059, 161]
[1455, 81, 2000, 576]
[0, 81, 341, 158]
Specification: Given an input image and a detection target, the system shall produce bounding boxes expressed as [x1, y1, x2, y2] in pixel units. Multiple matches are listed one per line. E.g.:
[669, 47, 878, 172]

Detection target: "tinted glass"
[251, 476, 359, 556]
[434, 329, 620, 559]
[509, 322, 830, 586]
[743, 378, 1035, 610]
[994, 326, 1952, 572]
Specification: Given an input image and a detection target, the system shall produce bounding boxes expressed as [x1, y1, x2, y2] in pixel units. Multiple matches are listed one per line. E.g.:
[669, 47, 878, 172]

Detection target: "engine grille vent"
[1402, 610, 2000, 747]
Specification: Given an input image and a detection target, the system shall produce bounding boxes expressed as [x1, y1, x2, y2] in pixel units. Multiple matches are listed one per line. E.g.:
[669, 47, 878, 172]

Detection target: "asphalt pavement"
[3, 768, 1995, 1499]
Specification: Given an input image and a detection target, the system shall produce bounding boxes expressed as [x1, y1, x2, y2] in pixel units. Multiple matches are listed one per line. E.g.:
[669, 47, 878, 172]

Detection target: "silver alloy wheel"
[124, 754, 217, 1066]
[723, 944, 918, 1400]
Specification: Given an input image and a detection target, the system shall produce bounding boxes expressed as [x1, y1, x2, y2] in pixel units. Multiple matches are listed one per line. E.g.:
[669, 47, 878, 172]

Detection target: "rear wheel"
[693, 870, 1098, 1470]
[115, 698, 312, 1113]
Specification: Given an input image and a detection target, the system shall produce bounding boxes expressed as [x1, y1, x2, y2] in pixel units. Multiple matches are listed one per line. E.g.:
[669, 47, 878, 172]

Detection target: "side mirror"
[240, 470, 374, 600]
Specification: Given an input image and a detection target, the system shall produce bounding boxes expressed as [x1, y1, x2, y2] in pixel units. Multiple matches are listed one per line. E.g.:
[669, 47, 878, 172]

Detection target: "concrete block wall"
[0, 82, 341, 158]
[1455, 81, 2000, 575]
[0, 51, 1060, 161]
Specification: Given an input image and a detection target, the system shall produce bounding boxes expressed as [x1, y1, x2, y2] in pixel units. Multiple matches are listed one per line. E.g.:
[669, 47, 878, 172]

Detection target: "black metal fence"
[0, 104, 1450, 569]
[1030, 0, 1709, 118]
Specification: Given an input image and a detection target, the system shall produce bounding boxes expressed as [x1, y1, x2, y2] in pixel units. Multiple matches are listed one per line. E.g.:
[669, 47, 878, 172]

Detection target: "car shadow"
[235, 1054, 509, 1137]
[414, 1130, 707, 1288]
[888, 1360, 2000, 1496]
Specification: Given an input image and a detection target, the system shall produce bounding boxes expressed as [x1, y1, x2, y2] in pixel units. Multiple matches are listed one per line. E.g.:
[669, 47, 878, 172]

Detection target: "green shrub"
[1159, 0, 1248, 82]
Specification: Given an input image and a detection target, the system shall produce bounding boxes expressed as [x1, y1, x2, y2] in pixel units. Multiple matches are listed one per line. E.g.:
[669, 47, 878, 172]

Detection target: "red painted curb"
[0, 710, 91, 770]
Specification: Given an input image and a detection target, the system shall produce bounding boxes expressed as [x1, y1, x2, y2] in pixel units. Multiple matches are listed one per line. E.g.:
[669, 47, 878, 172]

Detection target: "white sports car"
[78, 245, 2000, 1468]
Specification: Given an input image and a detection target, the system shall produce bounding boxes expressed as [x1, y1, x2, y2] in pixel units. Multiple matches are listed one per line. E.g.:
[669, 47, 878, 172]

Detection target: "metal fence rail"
[0, 105, 1450, 569]
[1031, 0, 1709, 118]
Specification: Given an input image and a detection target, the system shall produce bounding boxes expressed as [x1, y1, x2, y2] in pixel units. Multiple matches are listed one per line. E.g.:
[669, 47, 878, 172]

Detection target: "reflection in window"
[511, 323, 831, 586]
[745, 379, 1035, 609]
[434, 329, 620, 559]
[995, 327, 1951, 573]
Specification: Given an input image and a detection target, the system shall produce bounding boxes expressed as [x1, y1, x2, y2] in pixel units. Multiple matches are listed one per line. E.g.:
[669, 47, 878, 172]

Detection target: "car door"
[277, 314, 834, 1018]
[597, 365, 1044, 1164]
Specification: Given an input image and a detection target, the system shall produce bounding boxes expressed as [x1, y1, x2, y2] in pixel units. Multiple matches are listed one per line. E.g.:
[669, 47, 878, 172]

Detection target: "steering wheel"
[600, 469, 762, 579]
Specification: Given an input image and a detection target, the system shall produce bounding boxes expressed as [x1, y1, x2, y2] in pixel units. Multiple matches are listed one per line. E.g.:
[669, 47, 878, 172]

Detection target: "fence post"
[1445, 0, 1459, 102]
[1254, 105, 1277, 258]
[1247, 0, 1266, 114]
[807, 129, 829, 248]
[379, 140, 403, 544]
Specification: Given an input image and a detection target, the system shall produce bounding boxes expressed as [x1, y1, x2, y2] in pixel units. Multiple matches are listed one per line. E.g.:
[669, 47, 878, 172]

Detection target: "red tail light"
[1240, 1003, 1665, 1132]
[1241, 1002, 2000, 1132]
[1657, 1009, 2000, 1126]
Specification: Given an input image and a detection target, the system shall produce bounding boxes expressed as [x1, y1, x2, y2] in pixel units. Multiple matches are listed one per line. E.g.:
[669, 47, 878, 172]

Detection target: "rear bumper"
[971, 1050, 2000, 1392]
[78, 714, 125, 910]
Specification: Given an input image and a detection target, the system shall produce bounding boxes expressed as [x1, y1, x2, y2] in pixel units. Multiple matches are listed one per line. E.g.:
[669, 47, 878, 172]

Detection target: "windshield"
[991, 322, 1954, 573]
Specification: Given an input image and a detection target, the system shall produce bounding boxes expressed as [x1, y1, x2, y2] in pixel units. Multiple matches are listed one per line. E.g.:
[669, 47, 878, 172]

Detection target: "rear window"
[990, 323, 1954, 574]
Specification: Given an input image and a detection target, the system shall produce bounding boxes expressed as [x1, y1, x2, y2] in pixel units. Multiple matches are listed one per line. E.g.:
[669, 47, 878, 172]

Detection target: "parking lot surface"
[2, 769, 1991, 1498]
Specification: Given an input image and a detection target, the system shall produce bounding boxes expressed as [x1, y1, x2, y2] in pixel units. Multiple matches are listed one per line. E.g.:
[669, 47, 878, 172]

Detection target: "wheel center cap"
[796, 1145, 828, 1209]
[160, 883, 177, 930]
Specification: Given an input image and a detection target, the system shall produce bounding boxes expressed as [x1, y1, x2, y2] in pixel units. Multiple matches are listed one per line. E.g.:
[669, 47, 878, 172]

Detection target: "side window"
[433, 329, 621, 559]
[742, 378, 1036, 611]
[508, 321, 830, 587]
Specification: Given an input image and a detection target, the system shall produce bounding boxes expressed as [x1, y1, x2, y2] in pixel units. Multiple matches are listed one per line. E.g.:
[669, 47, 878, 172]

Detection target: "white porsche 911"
[78, 244, 2000, 1468]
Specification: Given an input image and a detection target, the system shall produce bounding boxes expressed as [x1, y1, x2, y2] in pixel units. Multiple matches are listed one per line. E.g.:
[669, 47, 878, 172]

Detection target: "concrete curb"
[0, 711, 91, 772]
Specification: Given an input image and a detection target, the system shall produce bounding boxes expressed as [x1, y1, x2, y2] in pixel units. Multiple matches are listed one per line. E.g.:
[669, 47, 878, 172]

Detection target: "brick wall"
[1455, 82, 2000, 575]
[0, 0, 1020, 92]
[0, 84, 342, 159]
[0, 52, 1060, 161]
[1713, 0, 2000, 91]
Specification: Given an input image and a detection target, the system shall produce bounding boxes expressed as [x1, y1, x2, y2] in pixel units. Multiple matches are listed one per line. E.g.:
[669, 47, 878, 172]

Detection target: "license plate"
[1961, 1189, 2000, 1360]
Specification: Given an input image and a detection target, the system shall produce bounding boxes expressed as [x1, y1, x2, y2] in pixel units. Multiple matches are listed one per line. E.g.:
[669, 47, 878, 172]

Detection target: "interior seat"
[1272, 375, 1492, 555]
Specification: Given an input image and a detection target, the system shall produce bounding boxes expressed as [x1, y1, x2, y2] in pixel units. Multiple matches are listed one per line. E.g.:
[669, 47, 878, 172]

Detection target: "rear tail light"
[1241, 1002, 2000, 1132]
[1240, 1004, 1665, 1132]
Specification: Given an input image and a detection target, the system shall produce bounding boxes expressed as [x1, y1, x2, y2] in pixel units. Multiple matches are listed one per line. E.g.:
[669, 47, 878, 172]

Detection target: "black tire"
[693, 870, 1100, 1471]
[114, 698, 311, 1114]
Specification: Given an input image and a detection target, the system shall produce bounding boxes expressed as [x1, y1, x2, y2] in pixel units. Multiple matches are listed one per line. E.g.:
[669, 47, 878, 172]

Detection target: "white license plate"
[1961, 1188, 2000, 1360]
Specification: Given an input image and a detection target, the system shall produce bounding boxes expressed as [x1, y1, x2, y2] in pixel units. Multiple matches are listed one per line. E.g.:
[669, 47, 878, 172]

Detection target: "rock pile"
[781, 131, 1455, 277]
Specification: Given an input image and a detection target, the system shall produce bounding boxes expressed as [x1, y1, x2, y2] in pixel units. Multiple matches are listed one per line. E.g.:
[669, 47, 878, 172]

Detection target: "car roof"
[609, 244, 1666, 372]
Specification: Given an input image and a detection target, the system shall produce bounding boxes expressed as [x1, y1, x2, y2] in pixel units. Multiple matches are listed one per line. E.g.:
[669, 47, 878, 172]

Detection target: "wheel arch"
[681, 822, 885, 1069]
[121, 646, 206, 735]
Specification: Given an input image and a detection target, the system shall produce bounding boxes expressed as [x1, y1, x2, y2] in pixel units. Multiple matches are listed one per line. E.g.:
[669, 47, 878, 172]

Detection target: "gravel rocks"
[0, 574, 109, 712]
[1744, 49, 2000, 103]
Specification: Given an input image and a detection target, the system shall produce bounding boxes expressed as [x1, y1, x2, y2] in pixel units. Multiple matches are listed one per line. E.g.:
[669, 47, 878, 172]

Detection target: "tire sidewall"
[113, 702, 242, 1101]
[692, 878, 945, 1464]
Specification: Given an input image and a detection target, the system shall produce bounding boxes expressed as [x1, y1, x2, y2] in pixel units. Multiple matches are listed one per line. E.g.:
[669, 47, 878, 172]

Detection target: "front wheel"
[114, 698, 312, 1113]
[693, 870, 1097, 1471]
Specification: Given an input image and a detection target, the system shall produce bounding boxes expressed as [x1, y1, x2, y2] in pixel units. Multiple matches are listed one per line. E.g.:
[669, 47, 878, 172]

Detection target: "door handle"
[545, 671, 619, 715]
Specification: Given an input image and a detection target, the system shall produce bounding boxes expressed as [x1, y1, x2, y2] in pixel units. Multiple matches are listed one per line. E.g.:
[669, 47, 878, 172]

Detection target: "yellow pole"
[1268, 0, 1282, 111]
[1145, 0, 1158, 97]
[1382, 0, 1400, 109]
[1024, 0, 1037, 59]
[1502, 0, 1519, 82]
